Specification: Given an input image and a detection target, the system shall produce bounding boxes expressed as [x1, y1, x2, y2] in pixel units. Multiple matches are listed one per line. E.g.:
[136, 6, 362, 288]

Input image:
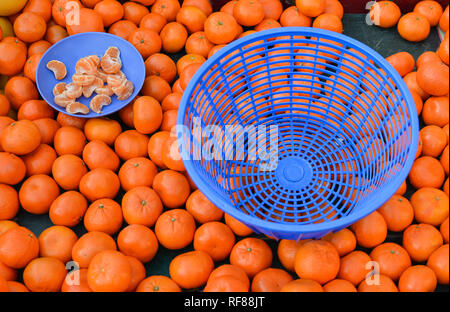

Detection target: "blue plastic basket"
[177, 27, 419, 240]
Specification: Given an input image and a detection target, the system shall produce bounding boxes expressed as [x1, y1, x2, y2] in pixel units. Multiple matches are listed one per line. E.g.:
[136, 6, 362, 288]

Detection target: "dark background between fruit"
[10, 1, 448, 292]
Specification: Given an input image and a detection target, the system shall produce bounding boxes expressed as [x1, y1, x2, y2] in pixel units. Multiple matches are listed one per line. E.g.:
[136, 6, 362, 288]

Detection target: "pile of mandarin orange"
[0, 0, 448, 293]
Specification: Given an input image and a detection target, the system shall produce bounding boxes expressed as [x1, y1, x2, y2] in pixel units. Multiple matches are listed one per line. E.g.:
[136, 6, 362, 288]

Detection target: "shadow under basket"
[177, 27, 419, 240]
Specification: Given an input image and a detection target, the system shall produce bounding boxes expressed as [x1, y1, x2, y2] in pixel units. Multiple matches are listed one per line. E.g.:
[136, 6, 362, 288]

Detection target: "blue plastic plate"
[36, 32, 145, 118]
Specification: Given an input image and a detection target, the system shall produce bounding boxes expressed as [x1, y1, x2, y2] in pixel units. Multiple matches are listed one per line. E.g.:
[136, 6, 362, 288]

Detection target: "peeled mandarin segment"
[95, 85, 115, 96]
[66, 102, 90, 115]
[90, 94, 112, 114]
[54, 93, 75, 107]
[47, 60, 67, 80]
[104, 47, 121, 59]
[96, 69, 109, 82]
[75, 55, 100, 75]
[106, 72, 126, 88]
[72, 74, 96, 86]
[117, 80, 134, 101]
[64, 83, 83, 99]
[101, 55, 122, 74]
[83, 77, 104, 98]
[53, 82, 67, 96]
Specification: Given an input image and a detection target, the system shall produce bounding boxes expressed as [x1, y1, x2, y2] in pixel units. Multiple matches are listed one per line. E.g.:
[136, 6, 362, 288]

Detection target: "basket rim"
[177, 27, 419, 237]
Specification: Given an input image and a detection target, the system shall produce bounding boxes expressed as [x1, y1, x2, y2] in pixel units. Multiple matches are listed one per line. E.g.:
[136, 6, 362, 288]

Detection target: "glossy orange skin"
[193, 222, 235, 262]
[84, 198, 123, 235]
[169, 250, 214, 289]
[56, 112, 87, 130]
[0, 221, 19, 237]
[322, 228, 356, 257]
[378, 195, 414, 232]
[38, 226, 77, 263]
[125, 256, 146, 292]
[161, 136, 185, 171]
[338, 250, 372, 286]
[420, 125, 448, 157]
[0, 41, 27, 77]
[72, 232, 117, 268]
[52, 154, 88, 190]
[441, 217, 449, 243]
[123, 1, 150, 25]
[404, 71, 430, 101]
[54, 126, 86, 156]
[0, 95, 10, 117]
[79, 168, 120, 202]
[410, 187, 449, 226]
[23, 257, 67, 292]
[84, 118, 122, 146]
[427, 244, 449, 285]
[128, 27, 162, 59]
[350, 211, 387, 248]
[176, 6, 207, 33]
[414, 0, 444, 27]
[204, 12, 239, 45]
[323, 279, 357, 292]
[0, 259, 17, 281]
[422, 97, 449, 127]
[417, 59, 449, 96]
[1, 120, 41, 155]
[409, 156, 445, 189]
[136, 275, 181, 292]
[312, 13, 343, 33]
[151, 0, 181, 22]
[176, 53, 205, 75]
[66, 8, 104, 36]
[147, 131, 170, 169]
[31, 118, 60, 145]
[82, 140, 120, 172]
[145, 53, 177, 83]
[61, 269, 92, 292]
[45, 24, 68, 44]
[280, 279, 324, 292]
[152, 170, 191, 208]
[224, 213, 253, 237]
[204, 275, 249, 292]
[117, 224, 159, 263]
[23, 0, 53, 22]
[207, 264, 250, 290]
[182, 0, 212, 16]
[7, 281, 30, 292]
[398, 265, 437, 292]
[28, 40, 51, 56]
[358, 274, 399, 292]
[23, 53, 43, 83]
[19, 174, 60, 215]
[403, 223, 444, 262]
[155, 209, 196, 250]
[385, 51, 415, 77]
[398, 12, 431, 42]
[109, 20, 138, 40]
[118, 157, 158, 191]
[49, 191, 88, 227]
[0, 152, 26, 185]
[122, 186, 163, 227]
[294, 240, 340, 285]
[369, 243, 411, 281]
[94, 0, 124, 27]
[51, 0, 82, 27]
[133, 96, 163, 134]
[21, 144, 57, 177]
[0, 184, 19, 220]
[185, 190, 223, 224]
[140, 12, 167, 33]
[0, 226, 39, 269]
[230, 237, 273, 278]
[251, 268, 293, 292]
[369, 1, 401, 28]
[87, 250, 132, 292]
[13, 12, 47, 43]
[185, 32, 214, 58]
[114, 130, 149, 161]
